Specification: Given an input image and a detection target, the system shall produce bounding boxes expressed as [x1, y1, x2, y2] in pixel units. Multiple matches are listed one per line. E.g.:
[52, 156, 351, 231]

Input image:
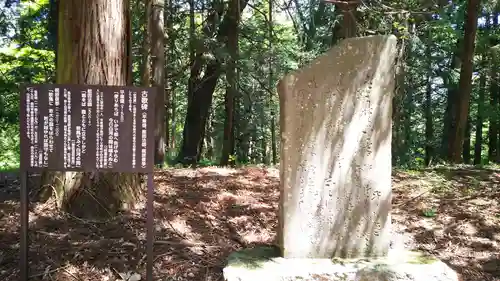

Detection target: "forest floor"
[0, 166, 499, 281]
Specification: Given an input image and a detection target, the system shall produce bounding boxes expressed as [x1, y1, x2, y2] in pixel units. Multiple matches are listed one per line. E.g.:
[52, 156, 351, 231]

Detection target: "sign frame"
[19, 83, 157, 281]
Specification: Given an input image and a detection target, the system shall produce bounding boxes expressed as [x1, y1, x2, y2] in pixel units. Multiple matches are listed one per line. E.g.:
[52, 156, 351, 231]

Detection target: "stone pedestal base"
[223, 247, 460, 281]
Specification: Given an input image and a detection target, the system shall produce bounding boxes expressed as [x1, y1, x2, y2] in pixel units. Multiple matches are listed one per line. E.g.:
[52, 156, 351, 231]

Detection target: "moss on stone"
[226, 245, 281, 269]
[328, 250, 438, 267]
[226, 248, 439, 274]
[406, 251, 438, 265]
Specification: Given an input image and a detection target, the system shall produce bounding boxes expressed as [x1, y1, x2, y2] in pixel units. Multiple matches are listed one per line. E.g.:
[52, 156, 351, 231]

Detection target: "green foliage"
[0, 124, 20, 169]
[1, 0, 499, 169]
[422, 208, 437, 218]
[0, 0, 54, 169]
[198, 158, 218, 167]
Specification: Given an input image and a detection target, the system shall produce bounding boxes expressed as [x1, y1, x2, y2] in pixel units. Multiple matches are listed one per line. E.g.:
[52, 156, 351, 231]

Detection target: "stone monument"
[223, 35, 460, 281]
[277, 34, 394, 259]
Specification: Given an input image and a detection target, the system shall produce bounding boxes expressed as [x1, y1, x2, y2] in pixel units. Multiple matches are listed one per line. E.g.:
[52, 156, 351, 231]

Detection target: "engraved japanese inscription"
[20, 84, 156, 173]
[277, 35, 397, 259]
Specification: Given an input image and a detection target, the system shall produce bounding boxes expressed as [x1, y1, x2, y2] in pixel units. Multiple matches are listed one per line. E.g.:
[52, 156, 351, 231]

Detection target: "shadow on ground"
[0, 167, 279, 281]
[0, 167, 499, 280]
[392, 168, 500, 281]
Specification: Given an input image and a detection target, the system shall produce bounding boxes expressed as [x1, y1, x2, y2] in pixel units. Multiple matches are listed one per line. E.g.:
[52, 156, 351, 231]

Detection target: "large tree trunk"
[177, 0, 249, 165]
[441, 38, 462, 160]
[40, 0, 140, 219]
[448, 0, 480, 163]
[177, 0, 219, 165]
[178, 63, 220, 164]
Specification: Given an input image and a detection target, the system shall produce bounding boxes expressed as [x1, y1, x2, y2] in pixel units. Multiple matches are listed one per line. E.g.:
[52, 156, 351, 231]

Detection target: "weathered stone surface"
[223, 247, 460, 281]
[277, 35, 398, 258]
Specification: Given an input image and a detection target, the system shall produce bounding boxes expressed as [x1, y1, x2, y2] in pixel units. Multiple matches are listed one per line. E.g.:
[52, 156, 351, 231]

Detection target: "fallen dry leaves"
[0, 166, 498, 281]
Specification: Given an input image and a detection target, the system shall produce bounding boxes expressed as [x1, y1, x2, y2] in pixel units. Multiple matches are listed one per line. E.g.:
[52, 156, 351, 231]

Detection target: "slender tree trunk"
[392, 17, 409, 166]
[205, 117, 214, 160]
[448, 0, 481, 163]
[48, 0, 58, 81]
[220, 0, 239, 166]
[403, 76, 413, 163]
[166, 0, 175, 154]
[151, 0, 166, 166]
[170, 80, 176, 152]
[489, 67, 499, 163]
[142, 0, 152, 86]
[462, 117, 472, 164]
[269, 0, 277, 165]
[474, 55, 487, 165]
[424, 41, 434, 166]
[40, 0, 139, 218]
[260, 99, 268, 164]
[495, 14, 500, 163]
[489, 14, 499, 163]
[236, 91, 251, 163]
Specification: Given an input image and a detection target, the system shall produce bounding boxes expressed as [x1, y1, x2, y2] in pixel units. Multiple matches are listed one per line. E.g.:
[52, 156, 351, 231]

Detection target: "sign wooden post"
[19, 84, 157, 281]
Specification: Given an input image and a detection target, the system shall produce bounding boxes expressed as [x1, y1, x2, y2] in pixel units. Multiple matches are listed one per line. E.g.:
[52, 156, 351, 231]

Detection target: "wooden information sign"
[19, 84, 157, 281]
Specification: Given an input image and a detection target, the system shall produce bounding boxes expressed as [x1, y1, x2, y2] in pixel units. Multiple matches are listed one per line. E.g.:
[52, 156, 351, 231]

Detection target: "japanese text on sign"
[20, 84, 157, 173]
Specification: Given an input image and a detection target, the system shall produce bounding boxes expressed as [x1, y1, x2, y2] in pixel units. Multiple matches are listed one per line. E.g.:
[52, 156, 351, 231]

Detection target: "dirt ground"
[0, 166, 499, 281]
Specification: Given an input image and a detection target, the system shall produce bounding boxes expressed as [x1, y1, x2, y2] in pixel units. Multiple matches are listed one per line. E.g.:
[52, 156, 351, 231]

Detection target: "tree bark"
[260, 101, 268, 164]
[187, 0, 196, 106]
[326, 0, 357, 44]
[177, 0, 249, 165]
[236, 88, 252, 163]
[167, 0, 176, 153]
[392, 16, 410, 166]
[48, 0, 58, 81]
[340, 3, 357, 39]
[441, 38, 462, 160]
[489, 14, 499, 163]
[269, 0, 277, 165]
[141, 0, 152, 86]
[151, 0, 166, 166]
[40, 0, 139, 218]
[462, 117, 471, 164]
[448, 0, 480, 163]
[424, 41, 434, 166]
[474, 55, 487, 165]
[220, 0, 239, 166]
[495, 14, 500, 163]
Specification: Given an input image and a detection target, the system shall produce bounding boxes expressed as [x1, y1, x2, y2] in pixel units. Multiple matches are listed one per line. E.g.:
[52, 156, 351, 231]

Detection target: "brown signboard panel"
[19, 84, 156, 173]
